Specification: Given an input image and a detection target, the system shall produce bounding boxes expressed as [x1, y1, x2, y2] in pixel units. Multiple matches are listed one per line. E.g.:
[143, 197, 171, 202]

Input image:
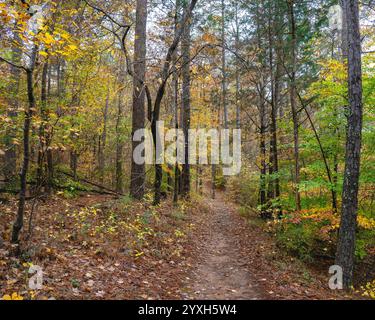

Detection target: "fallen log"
[57, 171, 125, 197]
[54, 184, 118, 197]
[0, 189, 18, 195]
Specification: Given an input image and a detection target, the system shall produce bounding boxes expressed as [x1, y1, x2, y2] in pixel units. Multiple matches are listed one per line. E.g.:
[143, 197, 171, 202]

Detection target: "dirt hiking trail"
[184, 193, 265, 300]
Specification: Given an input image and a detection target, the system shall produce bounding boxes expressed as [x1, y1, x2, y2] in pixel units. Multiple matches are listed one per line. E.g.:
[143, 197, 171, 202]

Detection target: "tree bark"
[130, 0, 148, 200]
[37, 60, 52, 193]
[181, 0, 192, 198]
[221, 0, 228, 130]
[173, 0, 181, 204]
[288, 0, 301, 211]
[234, 2, 241, 131]
[336, 0, 363, 290]
[12, 46, 37, 244]
[99, 79, 110, 186]
[259, 80, 268, 219]
[116, 59, 126, 193]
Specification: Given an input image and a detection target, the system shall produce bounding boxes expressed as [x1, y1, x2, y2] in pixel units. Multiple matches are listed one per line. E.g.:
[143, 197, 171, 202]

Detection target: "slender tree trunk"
[173, 74, 180, 203]
[130, 0, 148, 200]
[255, 1, 269, 219]
[235, 3, 241, 131]
[268, 3, 281, 213]
[12, 47, 37, 244]
[259, 81, 268, 219]
[272, 52, 282, 203]
[173, 0, 180, 204]
[69, 73, 80, 180]
[181, 0, 192, 198]
[57, 59, 66, 98]
[99, 80, 110, 186]
[116, 61, 126, 193]
[37, 61, 51, 192]
[288, 0, 301, 211]
[267, 9, 275, 202]
[45, 59, 53, 193]
[331, 0, 348, 212]
[211, 163, 216, 199]
[221, 0, 228, 130]
[336, 0, 363, 290]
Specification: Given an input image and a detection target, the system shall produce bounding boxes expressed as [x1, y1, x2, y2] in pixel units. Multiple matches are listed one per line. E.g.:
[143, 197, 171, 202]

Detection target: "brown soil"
[183, 194, 264, 300]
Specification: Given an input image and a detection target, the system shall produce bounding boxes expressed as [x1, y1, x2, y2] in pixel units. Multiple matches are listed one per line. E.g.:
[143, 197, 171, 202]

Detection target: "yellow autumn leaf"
[43, 32, 54, 45]
[68, 44, 78, 51]
[2, 292, 23, 300]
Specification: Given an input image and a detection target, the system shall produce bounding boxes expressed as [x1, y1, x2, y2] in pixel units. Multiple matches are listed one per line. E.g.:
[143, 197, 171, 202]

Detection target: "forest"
[0, 0, 374, 301]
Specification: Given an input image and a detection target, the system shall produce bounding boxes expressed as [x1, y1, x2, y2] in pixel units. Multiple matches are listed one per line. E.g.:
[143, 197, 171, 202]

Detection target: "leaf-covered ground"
[0, 193, 199, 300]
[0, 191, 365, 300]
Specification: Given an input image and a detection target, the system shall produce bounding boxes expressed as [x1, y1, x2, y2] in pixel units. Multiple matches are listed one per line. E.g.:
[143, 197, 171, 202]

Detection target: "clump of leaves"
[1, 292, 24, 300]
[71, 279, 80, 289]
[359, 280, 375, 299]
[271, 208, 375, 262]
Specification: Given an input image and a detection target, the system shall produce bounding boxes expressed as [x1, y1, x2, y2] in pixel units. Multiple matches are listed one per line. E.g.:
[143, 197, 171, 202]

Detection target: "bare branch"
[0, 56, 28, 72]
[82, 0, 131, 28]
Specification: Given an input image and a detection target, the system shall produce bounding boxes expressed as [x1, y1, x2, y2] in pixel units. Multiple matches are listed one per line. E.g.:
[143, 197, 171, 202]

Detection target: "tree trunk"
[267, 8, 275, 202]
[130, 0, 148, 200]
[116, 60, 126, 193]
[12, 47, 37, 244]
[221, 0, 228, 130]
[181, 0, 192, 198]
[288, 0, 301, 211]
[99, 80, 110, 186]
[259, 82, 268, 219]
[268, 3, 281, 214]
[235, 2, 241, 131]
[211, 163, 216, 199]
[336, 0, 363, 290]
[37, 61, 51, 192]
[173, 0, 180, 204]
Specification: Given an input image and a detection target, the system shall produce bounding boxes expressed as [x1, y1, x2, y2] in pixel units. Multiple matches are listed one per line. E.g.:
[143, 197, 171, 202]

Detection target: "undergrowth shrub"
[228, 174, 258, 210]
[269, 209, 375, 262]
[274, 219, 324, 262]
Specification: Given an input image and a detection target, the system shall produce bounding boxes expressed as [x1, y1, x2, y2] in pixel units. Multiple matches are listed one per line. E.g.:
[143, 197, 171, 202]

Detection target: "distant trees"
[3, 29, 21, 182]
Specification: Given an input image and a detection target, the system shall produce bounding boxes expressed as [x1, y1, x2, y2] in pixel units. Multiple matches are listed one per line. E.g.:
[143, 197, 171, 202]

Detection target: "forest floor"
[0, 189, 360, 300]
[182, 191, 354, 300]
